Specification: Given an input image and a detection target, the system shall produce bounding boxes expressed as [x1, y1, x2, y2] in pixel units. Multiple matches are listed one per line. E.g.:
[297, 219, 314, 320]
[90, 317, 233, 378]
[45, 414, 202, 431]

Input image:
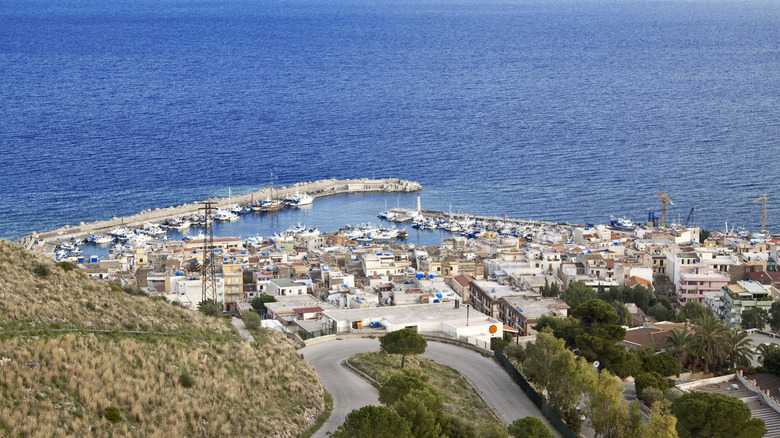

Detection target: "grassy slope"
[349, 351, 505, 432]
[0, 241, 324, 437]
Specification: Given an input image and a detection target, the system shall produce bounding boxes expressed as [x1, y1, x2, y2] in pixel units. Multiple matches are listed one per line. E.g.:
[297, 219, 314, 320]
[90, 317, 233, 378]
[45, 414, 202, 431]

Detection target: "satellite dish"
[593, 361, 600, 369]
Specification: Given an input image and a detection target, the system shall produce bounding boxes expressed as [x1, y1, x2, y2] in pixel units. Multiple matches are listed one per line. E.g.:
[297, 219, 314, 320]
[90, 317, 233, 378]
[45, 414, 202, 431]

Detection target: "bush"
[33, 263, 51, 278]
[242, 311, 261, 331]
[642, 352, 681, 377]
[104, 406, 122, 423]
[198, 299, 222, 317]
[503, 343, 526, 363]
[638, 387, 665, 407]
[179, 371, 195, 388]
[122, 285, 146, 296]
[634, 371, 667, 398]
[508, 416, 553, 438]
[56, 261, 75, 271]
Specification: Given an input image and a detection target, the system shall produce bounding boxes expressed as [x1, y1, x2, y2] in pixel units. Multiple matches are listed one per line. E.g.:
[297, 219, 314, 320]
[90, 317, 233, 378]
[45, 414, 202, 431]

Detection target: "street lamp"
[466, 304, 470, 326]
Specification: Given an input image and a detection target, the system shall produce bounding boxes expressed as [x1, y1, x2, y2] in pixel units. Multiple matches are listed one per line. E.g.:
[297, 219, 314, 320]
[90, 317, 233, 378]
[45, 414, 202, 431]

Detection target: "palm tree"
[723, 328, 755, 368]
[665, 329, 696, 369]
[694, 315, 728, 374]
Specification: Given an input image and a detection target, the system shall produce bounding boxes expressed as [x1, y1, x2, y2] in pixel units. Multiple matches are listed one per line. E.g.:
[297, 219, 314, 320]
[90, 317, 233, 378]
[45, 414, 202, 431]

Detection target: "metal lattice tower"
[200, 201, 218, 304]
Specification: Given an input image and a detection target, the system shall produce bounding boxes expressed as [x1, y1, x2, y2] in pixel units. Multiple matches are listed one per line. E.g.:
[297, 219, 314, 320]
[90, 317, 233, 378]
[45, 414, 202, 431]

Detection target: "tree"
[330, 405, 413, 438]
[723, 328, 754, 368]
[379, 372, 428, 406]
[761, 344, 780, 376]
[564, 281, 597, 309]
[525, 330, 590, 433]
[640, 349, 682, 377]
[611, 300, 633, 327]
[549, 282, 560, 298]
[443, 415, 477, 438]
[699, 229, 711, 243]
[770, 301, 780, 333]
[251, 295, 276, 314]
[242, 311, 261, 331]
[741, 308, 769, 330]
[185, 259, 200, 273]
[634, 372, 668, 404]
[569, 299, 636, 377]
[393, 388, 446, 438]
[582, 368, 643, 438]
[675, 301, 710, 323]
[380, 329, 427, 369]
[665, 329, 697, 370]
[197, 299, 222, 317]
[641, 399, 678, 438]
[671, 392, 766, 438]
[508, 417, 553, 438]
[693, 315, 728, 374]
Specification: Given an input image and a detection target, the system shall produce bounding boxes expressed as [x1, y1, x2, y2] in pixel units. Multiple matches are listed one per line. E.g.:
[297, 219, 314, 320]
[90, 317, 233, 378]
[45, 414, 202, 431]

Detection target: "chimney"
[685, 319, 691, 330]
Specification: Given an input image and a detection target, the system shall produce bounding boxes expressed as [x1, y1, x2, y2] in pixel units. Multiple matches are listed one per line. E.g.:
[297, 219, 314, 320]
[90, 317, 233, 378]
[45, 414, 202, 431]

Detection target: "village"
[25, 191, 780, 436]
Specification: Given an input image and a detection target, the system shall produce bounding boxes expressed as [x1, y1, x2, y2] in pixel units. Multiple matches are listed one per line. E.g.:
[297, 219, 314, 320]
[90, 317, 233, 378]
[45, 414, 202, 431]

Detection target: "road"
[300, 338, 555, 437]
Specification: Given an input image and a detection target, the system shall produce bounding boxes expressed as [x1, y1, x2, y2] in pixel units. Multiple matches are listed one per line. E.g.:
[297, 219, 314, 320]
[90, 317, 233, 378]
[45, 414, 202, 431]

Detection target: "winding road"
[300, 338, 554, 437]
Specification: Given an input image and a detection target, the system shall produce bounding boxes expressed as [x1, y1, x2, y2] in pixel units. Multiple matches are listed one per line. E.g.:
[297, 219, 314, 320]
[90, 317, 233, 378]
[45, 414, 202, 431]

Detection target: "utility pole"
[200, 201, 218, 304]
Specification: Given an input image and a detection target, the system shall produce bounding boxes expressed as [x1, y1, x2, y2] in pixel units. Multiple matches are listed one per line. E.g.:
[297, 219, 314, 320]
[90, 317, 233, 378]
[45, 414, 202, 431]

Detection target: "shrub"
[56, 261, 75, 271]
[508, 416, 553, 438]
[33, 263, 51, 278]
[242, 311, 261, 331]
[638, 387, 665, 407]
[634, 371, 667, 399]
[179, 371, 195, 388]
[198, 299, 222, 317]
[104, 406, 122, 423]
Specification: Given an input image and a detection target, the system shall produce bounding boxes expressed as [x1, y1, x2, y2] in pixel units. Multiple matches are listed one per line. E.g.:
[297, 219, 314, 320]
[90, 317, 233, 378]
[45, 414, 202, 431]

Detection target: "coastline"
[17, 178, 422, 249]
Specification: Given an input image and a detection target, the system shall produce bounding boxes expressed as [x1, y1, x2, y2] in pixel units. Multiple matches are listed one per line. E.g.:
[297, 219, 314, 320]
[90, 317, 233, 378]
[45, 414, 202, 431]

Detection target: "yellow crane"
[657, 192, 674, 227]
[753, 193, 767, 233]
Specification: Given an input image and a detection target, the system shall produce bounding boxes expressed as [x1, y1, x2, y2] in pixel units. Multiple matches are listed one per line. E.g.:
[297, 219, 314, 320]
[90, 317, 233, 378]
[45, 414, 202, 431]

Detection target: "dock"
[18, 178, 422, 249]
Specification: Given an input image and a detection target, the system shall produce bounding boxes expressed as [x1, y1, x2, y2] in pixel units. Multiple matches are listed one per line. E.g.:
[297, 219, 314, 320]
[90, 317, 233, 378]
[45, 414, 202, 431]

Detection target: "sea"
[1, 0, 779, 244]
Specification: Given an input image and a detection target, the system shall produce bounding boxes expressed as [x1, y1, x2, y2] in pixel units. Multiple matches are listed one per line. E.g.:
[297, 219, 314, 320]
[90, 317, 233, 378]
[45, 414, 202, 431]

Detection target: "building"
[268, 278, 308, 296]
[676, 265, 730, 305]
[498, 295, 569, 336]
[721, 281, 775, 329]
[321, 302, 503, 348]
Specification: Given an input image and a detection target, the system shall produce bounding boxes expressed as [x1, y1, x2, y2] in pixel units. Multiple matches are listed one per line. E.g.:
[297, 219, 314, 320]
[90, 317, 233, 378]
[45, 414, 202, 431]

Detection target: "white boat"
[88, 234, 114, 245]
[213, 209, 239, 222]
[287, 192, 315, 207]
[369, 227, 400, 240]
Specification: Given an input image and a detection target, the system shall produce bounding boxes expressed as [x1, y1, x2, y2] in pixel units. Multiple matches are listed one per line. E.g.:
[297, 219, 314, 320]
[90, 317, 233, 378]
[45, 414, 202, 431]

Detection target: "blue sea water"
[1, 0, 779, 241]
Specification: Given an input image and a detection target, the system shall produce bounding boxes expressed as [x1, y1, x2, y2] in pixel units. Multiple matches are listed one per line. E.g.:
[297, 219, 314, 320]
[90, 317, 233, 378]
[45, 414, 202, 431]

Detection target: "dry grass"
[349, 351, 505, 431]
[0, 241, 234, 338]
[0, 241, 326, 436]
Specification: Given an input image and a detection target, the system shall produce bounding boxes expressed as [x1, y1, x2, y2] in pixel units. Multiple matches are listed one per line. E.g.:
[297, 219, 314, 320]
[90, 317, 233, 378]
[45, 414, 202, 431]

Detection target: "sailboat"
[261, 173, 284, 212]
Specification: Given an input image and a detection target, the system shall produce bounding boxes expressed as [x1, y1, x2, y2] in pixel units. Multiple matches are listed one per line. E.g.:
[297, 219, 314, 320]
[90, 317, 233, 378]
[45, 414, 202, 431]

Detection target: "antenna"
[200, 201, 218, 305]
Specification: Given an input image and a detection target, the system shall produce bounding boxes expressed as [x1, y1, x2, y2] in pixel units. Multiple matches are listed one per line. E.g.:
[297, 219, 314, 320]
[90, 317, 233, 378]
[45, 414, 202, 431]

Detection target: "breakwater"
[19, 178, 422, 249]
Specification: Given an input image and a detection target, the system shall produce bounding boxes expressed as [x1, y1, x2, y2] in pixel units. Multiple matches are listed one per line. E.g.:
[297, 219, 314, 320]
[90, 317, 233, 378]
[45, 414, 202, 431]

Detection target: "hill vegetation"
[0, 241, 324, 437]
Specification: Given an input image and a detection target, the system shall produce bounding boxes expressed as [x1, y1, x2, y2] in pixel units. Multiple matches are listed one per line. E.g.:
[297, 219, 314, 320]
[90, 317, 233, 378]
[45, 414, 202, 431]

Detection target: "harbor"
[18, 177, 422, 249]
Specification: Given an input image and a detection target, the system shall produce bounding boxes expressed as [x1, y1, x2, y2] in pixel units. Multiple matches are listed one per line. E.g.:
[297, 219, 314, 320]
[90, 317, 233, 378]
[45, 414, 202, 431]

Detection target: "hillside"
[0, 241, 325, 437]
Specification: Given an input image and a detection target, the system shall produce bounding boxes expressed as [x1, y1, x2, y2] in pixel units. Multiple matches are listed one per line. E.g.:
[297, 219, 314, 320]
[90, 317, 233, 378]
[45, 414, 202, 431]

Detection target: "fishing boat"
[287, 192, 315, 207]
[609, 215, 635, 230]
[213, 209, 239, 222]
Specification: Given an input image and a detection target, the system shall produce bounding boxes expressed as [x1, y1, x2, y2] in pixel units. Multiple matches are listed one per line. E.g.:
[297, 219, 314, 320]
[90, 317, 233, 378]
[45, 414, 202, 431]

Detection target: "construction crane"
[657, 192, 675, 227]
[754, 193, 767, 233]
[683, 207, 695, 227]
